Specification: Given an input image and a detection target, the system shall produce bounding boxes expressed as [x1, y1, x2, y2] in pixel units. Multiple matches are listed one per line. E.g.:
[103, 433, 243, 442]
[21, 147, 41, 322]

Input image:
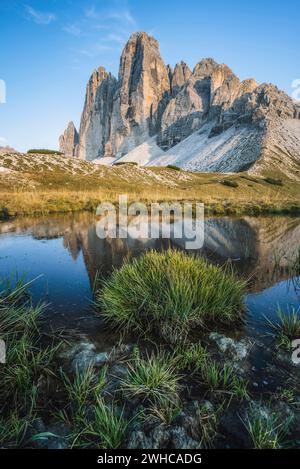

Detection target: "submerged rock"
[218, 405, 250, 448]
[127, 424, 199, 449]
[169, 426, 199, 449]
[72, 350, 109, 373]
[61, 340, 110, 373]
[127, 425, 169, 449]
[176, 400, 215, 443]
[32, 420, 69, 449]
[127, 430, 150, 449]
[102, 362, 129, 400]
[209, 332, 252, 362]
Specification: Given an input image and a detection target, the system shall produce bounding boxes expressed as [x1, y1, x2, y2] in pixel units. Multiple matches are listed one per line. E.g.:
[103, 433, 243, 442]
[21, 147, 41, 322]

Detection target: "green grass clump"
[273, 388, 299, 408]
[0, 282, 60, 404]
[64, 399, 128, 449]
[60, 365, 107, 412]
[200, 360, 248, 400]
[121, 352, 180, 406]
[84, 399, 128, 449]
[0, 206, 9, 220]
[0, 412, 29, 448]
[27, 149, 63, 155]
[221, 179, 239, 188]
[97, 250, 246, 341]
[167, 164, 181, 171]
[58, 397, 128, 449]
[148, 398, 181, 426]
[113, 161, 138, 166]
[243, 404, 292, 449]
[264, 177, 283, 186]
[57, 366, 129, 449]
[0, 279, 64, 448]
[172, 343, 209, 371]
[265, 307, 300, 349]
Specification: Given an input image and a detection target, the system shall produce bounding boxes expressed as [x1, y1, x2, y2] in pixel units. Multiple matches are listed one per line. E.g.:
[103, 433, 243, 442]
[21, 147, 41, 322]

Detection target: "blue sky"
[0, 0, 299, 152]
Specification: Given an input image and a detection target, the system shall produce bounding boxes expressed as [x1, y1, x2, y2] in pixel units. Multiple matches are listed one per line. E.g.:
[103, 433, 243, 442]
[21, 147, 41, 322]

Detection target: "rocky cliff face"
[77, 67, 117, 160]
[109, 32, 170, 158]
[59, 31, 300, 177]
[0, 146, 18, 155]
[76, 32, 170, 161]
[59, 121, 79, 158]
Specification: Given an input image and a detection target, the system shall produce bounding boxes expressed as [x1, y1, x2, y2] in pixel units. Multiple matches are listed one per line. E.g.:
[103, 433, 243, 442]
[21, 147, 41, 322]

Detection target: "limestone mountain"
[59, 121, 79, 158]
[0, 145, 18, 155]
[59, 31, 300, 179]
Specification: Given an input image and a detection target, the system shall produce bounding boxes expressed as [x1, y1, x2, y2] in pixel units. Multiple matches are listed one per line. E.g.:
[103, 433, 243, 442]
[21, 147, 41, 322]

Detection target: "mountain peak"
[127, 31, 159, 46]
[59, 121, 79, 158]
[58, 32, 300, 179]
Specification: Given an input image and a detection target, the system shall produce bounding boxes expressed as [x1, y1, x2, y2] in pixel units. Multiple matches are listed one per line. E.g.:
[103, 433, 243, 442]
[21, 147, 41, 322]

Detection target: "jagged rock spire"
[59, 121, 79, 158]
[58, 31, 300, 174]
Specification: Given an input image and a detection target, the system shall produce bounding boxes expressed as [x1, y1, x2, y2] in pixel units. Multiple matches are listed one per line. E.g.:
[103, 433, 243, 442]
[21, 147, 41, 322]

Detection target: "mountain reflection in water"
[0, 213, 299, 332]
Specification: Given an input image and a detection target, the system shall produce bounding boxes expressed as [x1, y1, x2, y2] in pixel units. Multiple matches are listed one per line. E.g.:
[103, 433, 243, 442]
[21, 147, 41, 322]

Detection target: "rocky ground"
[32, 329, 300, 449]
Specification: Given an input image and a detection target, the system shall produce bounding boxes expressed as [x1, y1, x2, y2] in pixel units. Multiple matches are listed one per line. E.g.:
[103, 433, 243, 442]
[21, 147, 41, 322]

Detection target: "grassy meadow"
[0, 153, 300, 219]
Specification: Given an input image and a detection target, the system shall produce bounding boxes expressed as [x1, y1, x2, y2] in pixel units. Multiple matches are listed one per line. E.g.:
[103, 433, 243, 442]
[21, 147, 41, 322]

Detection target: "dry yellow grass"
[0, 156, 299, 218]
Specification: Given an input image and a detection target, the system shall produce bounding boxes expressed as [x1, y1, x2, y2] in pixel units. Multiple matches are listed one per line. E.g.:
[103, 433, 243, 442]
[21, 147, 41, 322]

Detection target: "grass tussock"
[97, 250, 246, 342]
[60, 365, 107, 411]
[27, 149, 63, 155]
[266, 307, 300, 349]
[264, 177, 283, 186]
[147, 398, 182, 426]
[220, 179, 239, 188]
[0, 412, 29, 448]
[0, 280, 64, 448]
[84, 399, 128, 449]
[55, 362, 128, 449]
[121, 352, 180, 406]
[171, 343, 209, 371]
[243, 404, 292, 449]
[200, 360, 249, 400]
[0, 282, 60, 405]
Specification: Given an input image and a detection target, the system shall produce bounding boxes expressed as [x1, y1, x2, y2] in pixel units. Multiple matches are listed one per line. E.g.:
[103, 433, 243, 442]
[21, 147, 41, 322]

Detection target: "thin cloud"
[25, 5, 56, 25]
[77, 44, 113, 58]
[105, 33, 125, 45]
[84, 5, 136, 26]
[106, 9, 136, 26]
[85, 6, 98, 19]
[63, 24, 82, 37]
[69, 3, 137, 60]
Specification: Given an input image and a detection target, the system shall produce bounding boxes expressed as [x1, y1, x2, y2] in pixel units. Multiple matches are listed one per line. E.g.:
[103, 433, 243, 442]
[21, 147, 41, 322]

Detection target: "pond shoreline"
[1, 200, 300, 221]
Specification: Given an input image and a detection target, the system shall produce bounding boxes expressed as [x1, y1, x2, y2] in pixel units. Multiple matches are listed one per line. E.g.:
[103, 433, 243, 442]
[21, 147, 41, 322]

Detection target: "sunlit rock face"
[77, 67, 117, 161]
[109, 32, 171, 158]
[59, 32, 300, 177]
[59, 121, 79, 158]
[76, 32, 170, 161]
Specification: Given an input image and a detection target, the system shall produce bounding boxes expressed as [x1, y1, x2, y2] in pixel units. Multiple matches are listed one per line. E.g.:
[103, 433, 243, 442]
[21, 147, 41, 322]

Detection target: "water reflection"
[0, 213, 299, 329]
